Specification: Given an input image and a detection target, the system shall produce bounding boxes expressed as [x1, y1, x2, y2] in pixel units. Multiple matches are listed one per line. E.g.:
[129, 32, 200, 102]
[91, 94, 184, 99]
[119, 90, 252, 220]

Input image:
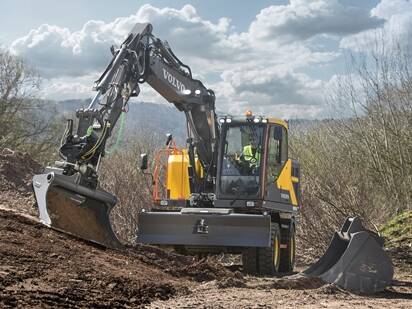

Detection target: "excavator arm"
[32, 23, 218, 248]
[57, 23, 217, 193]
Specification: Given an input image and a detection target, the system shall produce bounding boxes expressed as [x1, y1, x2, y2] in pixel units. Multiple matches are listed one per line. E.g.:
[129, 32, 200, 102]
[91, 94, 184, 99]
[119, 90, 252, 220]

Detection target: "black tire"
[256, 222, 281, 276]
[242, 247, 258, 274]
[279, 223, 296, 273]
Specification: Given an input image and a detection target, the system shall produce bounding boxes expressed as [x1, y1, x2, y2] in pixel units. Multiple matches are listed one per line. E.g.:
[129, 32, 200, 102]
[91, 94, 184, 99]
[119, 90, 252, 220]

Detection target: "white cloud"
[249, 0, 384, 42]
[41, 72, 167, 104]
[10, 2, 348, 75]
[10, 2, 396, 119]
[39, 73, 97, 100]
[10, 4, 236, 77]
[371, 0, 412, 20]
[215, 67, 326, 118]
[11, 23, 120, 77]
[340, 0, 412, 51]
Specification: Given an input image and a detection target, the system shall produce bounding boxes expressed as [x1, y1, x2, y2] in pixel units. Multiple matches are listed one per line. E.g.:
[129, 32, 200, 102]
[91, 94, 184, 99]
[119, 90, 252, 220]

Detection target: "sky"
[2, 0, 412, 118]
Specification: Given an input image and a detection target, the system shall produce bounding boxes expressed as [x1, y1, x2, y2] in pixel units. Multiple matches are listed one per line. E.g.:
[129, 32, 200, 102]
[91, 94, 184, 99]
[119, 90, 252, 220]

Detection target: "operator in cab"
[232, 132, 262, 176]
[241, 135, 261, 168]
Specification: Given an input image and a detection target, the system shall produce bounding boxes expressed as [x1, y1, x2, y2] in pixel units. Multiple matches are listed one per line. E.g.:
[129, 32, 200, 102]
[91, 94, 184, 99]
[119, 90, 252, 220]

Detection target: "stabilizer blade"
[138, 208, 271, 247]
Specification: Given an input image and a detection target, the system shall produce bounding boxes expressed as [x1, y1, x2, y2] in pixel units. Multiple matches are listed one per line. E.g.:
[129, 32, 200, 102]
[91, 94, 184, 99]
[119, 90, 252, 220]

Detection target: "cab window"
[267, 125, 287, 182]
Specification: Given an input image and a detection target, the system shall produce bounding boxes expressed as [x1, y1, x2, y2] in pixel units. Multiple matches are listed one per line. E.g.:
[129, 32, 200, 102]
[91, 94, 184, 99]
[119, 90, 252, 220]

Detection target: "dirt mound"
[0, 149, 237, 307]
[0, 149, 42, 216]
[216, 272, 246, 288]
[270, 274, 325, 290]
[0, 209, 235, 308]
[254, 273, 325, 290]
[122, 245, 234, 283]
[0, 210, 180, 307]
[0, 149, 238, 307]
[316, 283, 349, 295]
[0, 149, 42, 190]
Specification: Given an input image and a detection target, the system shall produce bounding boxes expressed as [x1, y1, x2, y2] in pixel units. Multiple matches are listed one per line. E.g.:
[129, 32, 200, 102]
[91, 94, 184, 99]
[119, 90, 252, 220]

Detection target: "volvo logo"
[163, 68, 186, 92]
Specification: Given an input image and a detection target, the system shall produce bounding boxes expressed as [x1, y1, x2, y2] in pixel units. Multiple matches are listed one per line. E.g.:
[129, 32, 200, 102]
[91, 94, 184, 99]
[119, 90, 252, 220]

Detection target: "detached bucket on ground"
[303, 217, 393, 294]
[33, 170, 123, 250]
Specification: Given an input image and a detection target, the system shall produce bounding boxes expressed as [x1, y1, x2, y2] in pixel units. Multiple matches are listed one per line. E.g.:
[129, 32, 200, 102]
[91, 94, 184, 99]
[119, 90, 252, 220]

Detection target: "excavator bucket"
[303, 217, 393, 294]
[32, 170, 123, 250]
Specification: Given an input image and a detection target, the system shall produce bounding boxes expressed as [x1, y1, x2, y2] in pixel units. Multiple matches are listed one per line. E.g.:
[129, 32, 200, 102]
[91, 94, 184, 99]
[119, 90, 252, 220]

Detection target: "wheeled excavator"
[32, 23, 393, 294]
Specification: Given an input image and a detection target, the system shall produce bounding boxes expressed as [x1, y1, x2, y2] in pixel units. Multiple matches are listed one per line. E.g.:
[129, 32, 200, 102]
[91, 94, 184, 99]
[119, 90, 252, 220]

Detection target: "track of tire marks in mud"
[0, 210, 232, 308]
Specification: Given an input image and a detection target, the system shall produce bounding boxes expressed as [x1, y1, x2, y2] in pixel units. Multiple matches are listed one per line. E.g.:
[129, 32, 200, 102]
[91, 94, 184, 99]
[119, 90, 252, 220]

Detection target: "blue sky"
[2, 0, 411, 118]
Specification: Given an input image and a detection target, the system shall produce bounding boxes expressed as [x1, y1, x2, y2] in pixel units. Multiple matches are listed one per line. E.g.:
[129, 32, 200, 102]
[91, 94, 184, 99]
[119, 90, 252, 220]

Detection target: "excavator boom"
[32, 22, 218, 248]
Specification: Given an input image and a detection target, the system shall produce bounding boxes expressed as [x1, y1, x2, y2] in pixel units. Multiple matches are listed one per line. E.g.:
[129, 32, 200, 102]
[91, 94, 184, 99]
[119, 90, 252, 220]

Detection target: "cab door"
[264, 124, 299, 209]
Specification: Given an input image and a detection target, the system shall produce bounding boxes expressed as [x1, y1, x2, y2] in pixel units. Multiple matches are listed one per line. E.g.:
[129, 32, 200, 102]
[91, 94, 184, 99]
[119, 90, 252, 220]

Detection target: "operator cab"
[219, 120, 265, 198]
[215, 111, 299, 212]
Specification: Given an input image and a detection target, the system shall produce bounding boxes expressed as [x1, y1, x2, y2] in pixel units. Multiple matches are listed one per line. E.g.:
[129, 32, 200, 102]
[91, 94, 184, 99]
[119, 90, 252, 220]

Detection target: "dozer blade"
[32, 170, 123, 250]
[138, 208, 271, 247]
[303, 217, 393, 294]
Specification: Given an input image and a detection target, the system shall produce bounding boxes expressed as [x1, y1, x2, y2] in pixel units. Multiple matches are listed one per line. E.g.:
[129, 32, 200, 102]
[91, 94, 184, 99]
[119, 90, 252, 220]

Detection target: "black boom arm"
[59, 23, 218, 192]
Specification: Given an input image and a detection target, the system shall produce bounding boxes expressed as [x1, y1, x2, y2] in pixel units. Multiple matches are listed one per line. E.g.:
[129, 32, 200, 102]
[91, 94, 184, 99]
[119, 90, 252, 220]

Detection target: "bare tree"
[291, 35, 412, 257]
[0, 50, 60, 160]
[329, 37, 412, 214]
[99, 128, 166, 243]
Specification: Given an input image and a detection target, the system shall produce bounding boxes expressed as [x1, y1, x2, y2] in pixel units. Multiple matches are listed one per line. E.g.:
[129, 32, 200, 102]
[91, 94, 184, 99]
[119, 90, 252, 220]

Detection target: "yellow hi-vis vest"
[243, 145, 261, 163]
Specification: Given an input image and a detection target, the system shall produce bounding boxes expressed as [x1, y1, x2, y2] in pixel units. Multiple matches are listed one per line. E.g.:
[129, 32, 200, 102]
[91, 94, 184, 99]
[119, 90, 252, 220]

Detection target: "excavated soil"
[0, 150, 234, 307]
[0, 148, 41, 216]
[0, 209, 236, 308]
[1, 149, 411, 308]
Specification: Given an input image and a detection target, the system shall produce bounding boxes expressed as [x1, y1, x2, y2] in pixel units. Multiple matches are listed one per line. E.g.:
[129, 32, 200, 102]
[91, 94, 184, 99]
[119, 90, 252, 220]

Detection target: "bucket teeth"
[33, 172, 123, 250]
[303, 217, 393, 294]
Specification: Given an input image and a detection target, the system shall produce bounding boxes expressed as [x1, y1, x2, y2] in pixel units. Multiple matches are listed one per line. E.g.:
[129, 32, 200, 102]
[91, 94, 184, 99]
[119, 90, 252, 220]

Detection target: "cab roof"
[218, 116, 288, 130]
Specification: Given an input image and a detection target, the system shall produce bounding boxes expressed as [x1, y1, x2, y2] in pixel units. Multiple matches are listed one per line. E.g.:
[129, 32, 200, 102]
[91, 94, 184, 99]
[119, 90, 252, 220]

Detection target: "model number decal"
[281, 193, 290, 200]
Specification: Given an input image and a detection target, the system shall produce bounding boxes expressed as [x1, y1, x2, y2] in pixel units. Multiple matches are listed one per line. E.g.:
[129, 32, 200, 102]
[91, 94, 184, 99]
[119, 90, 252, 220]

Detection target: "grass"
[380, 210, 412, 246]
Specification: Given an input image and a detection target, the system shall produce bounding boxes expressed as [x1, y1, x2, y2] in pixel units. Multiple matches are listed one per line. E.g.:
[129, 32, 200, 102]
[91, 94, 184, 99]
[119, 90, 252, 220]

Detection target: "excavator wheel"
[257, 222, 281, 275]
[279, 223, 296, 273]
[242, 247, 258, 274]
[241, 223, 281, 276]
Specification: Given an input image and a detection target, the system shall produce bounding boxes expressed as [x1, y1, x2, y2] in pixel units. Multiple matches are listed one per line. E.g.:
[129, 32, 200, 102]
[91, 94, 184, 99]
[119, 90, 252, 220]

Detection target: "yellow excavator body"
[166, 149, 203, 200]
[276, 159, 299, 206]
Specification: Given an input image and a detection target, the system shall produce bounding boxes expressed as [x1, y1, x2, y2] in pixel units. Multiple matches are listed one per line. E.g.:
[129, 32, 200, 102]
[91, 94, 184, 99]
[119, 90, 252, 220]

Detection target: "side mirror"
[166, 133, 173, 146]
[140, 153, 148, 170]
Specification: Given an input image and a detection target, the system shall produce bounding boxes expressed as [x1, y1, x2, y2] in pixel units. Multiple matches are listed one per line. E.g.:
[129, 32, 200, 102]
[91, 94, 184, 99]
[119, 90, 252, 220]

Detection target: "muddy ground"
[149, 268, 412, 308]
[0, 149, 411, 308]
[0, 209, 235, 308]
